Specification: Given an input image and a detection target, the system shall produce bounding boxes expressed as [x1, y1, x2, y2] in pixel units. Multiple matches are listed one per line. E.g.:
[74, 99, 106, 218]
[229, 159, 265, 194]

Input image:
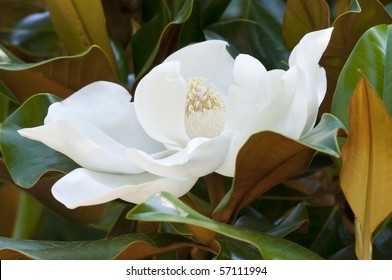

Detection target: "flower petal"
[135, 61, 190, 148]
[19, 118, 146, 174]
[164, 40, 235, 98]
[217, 68, 308, 177]
[225, 54, 271, 132]
[51, 168, 198, 208]
[44, 81, 163, 153]
[288, 28, 332, 133]
[126, 130, 238, 178]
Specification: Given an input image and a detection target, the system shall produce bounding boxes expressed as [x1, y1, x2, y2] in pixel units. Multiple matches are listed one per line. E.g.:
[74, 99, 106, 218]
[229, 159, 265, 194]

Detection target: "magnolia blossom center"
[184, 77, 226, 139]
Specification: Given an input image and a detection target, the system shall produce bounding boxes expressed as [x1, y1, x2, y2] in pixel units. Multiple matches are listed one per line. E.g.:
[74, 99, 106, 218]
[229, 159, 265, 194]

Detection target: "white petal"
[52, 168, 198, 208]
[135, 61, 190, 148]
[225, 54, 271, 132]
[288, 28, 333, 70]
[288, 28, 332, 133]
[216, 68, 308, 177]
[19, 118, 146, 174]
[164, 40, 235, 98]
[45, 81, 163, 153]
[126, 130, 238, 178]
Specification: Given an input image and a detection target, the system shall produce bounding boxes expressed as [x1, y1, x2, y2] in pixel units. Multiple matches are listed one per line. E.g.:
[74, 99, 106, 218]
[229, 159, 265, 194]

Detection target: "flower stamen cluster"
[184, 77, 226, 139]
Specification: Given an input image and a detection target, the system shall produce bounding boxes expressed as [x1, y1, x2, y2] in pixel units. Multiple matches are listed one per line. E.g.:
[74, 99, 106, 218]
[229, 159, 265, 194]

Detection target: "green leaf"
[45, 0, 117, 72]
[127, 192, 322, 260]
[320, 0, 392, 114]
[0, 45, 119, 103]
[1, 94, 79, 188]
[332, 24, 392, 128]
[213, 114, 344, 223]
[283, 0, 330, 50]
[205, 0, 289, 70]
[132, 0, 170, 76]
[204, 19, 287, 70]
[266, 203, 309, 237]
[339, 74, 392, 259]
[7, 12, 61, 55]
[132, 0, 194, 82]
[215, 236, 262, 260]
[288, 205, 351, 259]
[0, 233, 201, 260]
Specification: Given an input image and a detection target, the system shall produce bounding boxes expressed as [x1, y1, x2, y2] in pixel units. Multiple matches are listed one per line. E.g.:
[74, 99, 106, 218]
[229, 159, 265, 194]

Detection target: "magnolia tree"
[0, 0, 391, 260]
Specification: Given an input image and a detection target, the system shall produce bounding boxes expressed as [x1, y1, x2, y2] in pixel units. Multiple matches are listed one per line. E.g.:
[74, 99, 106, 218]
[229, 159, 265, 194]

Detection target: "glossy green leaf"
[201, 0, 232, 25]
[266, 203, 309, 237]
[340, 75, 392, 259]
[0, 233, 201, 260]
[204, 19, 287, 70]
[235, 204, 308, 238]
[332, 24, 392, 128]
[7, 12, 61, 55]
[215, 236, 262, 260]
[213, 114, 344, 223]
[0, 45, 119, 103]
[320, 0, 392, 114]
[127, 192, 322, 260]
[1, 93, 79, 188]
[132, 0, 170, 76]
[45, 0, 117, 71]
[288, 205, 351, 259]
[283, 0, 330, 50]
[205, 0, 289, 70]
[132, 0, 194, 82]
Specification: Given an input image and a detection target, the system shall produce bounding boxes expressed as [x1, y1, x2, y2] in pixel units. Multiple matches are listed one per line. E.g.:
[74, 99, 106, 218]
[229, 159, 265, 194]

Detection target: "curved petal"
[217, 68, 308, 177]
[288, 28, 333, 72]
[45, 81, 163, 153]
[18, 118, 146, 174]
[126, 130, 238, 178]
[51, 168, 198, 208]
[225, 54, 271, 131]
[289, 28, 332, 133]
[164, 40, 235, 98]
[135, 61, 190, 148]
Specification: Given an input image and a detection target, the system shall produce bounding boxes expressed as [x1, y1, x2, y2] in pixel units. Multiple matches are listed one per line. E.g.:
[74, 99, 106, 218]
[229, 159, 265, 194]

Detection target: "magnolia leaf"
[340, 75, 392, 259]
[132, 0, 194, 83]
[0, 0, 45, 33]
[205, 0, 288, 70]
[1, 94, 104, 223]
[0, 45, 119, 103]
[332, 24, 392, 128]
[283, 0, 330, 50]
[0, 184, 19, 237]
[1, 93, 78, 188]
[8, 11, 61, 55]
[127, 192, 322, 260]
[319, 0, 392, 114]
[213, 114, 344, 223]
[0, 233, 204, 260]
[45, 0, 116, 70]
[215, 236, 262, 260]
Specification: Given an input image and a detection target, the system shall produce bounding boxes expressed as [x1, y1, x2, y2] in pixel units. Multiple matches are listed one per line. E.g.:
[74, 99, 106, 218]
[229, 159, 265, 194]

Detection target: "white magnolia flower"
[18, 27, 332, 209]
[18, 82, 199, 208]
[129, 27, 333, 178]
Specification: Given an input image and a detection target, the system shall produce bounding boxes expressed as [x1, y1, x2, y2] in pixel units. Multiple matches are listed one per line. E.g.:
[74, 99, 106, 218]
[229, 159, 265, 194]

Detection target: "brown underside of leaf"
[214, 131, 316, 223]
[340, 74, 392, 259]
[0, 46, 120, 103]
